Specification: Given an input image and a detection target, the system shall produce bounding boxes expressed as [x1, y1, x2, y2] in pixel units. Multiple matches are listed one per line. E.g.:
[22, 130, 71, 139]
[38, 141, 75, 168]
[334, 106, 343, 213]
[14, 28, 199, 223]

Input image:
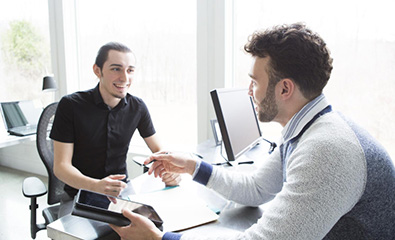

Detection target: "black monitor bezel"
[210, 88, 262, 161]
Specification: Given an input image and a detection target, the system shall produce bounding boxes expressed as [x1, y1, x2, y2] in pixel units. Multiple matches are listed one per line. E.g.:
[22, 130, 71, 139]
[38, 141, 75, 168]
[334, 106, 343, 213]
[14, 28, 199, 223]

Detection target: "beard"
[257, 82, 278, 122]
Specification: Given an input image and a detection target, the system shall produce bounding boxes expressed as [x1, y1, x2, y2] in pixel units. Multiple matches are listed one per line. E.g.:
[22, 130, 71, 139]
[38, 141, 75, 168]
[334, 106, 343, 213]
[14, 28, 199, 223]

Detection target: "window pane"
[75, 0, 197, 147]
[0, 0, 52, 105]
[233, 0, 395, 159]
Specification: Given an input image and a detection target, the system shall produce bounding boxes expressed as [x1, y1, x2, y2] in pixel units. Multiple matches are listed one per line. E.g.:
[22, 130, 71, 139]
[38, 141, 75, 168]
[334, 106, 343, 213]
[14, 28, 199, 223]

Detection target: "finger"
[104, 182, 126, 196]
[117, 181, 127, 188]
[164, 179, 180, 186]
[109, 224, 121, 235]
[144, 153, 170, 165]
[122, 209, 141, 223]
[162, 173, 181, 186]
[158, 167, 167, 178]
[143, 151, 168, 165]
[144, 156, 155, 166]
[104, 188, 121, 197]
[161, 172, 174, 182]
[148, 161, 164, 177]
[106, 177, 127, 188]
[108, 174, 127, 180]
[107, 196, 117, 204]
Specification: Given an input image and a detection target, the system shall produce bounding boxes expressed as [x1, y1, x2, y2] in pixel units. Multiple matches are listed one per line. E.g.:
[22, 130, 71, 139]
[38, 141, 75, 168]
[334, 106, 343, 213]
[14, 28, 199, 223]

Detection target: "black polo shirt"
[50, 84, 156, 197]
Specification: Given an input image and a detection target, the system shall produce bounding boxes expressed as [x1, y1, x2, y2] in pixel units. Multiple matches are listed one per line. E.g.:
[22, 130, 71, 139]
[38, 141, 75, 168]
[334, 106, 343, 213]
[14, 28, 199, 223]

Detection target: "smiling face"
[93, 50, 136, 108]
[248, 57, 279, 123]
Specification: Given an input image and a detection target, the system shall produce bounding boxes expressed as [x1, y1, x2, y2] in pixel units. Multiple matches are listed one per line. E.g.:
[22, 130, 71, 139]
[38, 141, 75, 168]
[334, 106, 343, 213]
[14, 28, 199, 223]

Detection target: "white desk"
[47, 140, 270, 239]
[0, 134, 35, 149]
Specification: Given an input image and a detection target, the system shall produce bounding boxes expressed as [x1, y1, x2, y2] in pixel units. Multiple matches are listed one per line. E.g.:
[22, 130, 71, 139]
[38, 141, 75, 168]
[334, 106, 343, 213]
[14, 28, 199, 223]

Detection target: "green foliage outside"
[1, 20, 50, 77]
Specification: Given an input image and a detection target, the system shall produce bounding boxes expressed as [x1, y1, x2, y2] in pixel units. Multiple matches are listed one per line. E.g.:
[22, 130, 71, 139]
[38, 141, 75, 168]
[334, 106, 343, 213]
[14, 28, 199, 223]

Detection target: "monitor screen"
[210, 88, 262, 161]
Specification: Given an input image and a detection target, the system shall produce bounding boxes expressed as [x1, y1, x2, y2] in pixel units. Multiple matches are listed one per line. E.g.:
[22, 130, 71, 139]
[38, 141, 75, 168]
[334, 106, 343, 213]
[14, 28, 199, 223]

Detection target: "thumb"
[144, 151, 169, 165]
[122, 209, 140, 223]
[109, 174, 126, 180]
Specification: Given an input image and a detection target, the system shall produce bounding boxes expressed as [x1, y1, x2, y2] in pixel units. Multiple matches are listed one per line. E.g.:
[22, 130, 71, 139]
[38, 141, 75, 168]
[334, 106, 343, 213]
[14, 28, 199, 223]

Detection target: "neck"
[99, 84, 122, 109]
[276, 94, 310, 127]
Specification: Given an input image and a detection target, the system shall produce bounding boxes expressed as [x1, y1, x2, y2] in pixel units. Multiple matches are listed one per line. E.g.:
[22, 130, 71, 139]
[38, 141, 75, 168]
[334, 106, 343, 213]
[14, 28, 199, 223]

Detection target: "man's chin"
[112, 92, 127, 99]
[258, 111, 274, 123]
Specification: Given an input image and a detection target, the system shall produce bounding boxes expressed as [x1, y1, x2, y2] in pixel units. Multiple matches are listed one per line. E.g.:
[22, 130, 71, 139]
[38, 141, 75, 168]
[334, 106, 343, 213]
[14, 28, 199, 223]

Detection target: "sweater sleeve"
[205, 149, 283, 206]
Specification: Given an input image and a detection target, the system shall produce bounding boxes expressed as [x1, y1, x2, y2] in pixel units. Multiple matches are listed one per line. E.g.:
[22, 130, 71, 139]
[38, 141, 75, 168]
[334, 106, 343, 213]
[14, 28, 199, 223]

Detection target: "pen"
[193, 153, 204, 159]
[143, 159, 156, 168]
[238, 161, 254, 165]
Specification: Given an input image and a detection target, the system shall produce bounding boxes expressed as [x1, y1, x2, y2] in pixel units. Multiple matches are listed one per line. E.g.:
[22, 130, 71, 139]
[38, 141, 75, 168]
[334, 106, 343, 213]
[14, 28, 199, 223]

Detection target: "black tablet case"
[72, 200, 163, 230]
[72, 203, 131, 226]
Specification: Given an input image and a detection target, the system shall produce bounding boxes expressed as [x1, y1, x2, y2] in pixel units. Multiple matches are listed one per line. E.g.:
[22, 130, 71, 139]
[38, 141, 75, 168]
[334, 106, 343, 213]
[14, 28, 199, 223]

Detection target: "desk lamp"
[42, 76, 57, 92]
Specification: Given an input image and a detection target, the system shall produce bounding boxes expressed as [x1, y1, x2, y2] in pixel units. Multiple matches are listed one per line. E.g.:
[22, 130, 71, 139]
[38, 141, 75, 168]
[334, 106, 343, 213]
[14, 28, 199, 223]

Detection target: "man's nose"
[248, 83, 253, 96]
[120, 71, 128, 82]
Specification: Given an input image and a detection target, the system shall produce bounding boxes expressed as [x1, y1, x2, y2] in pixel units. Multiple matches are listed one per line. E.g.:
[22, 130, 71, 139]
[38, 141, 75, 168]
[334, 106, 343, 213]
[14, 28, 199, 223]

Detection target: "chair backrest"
[36, 102, 64, 205]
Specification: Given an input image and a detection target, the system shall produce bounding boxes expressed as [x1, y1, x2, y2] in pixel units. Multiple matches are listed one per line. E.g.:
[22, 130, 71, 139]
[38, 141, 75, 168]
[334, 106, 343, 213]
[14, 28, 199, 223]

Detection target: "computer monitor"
[210, 88, 262, 161]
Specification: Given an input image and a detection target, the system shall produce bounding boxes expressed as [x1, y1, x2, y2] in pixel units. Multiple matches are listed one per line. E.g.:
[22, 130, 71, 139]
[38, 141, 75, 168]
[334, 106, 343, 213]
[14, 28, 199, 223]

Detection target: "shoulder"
[60, 89, 92, 103]
[295, 112, 366, 174]
[291, 110, 367, 187]
[58, 89, 95, 109]
[285, 112, 367, 210]
[125, 94, 149, 110]
[126, 94, 145, 104]
[301, 111, 363, 154]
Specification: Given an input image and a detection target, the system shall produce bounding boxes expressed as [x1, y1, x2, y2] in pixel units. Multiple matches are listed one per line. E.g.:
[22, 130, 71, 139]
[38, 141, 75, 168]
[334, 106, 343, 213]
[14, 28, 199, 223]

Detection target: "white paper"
[128, 186, 219, 232]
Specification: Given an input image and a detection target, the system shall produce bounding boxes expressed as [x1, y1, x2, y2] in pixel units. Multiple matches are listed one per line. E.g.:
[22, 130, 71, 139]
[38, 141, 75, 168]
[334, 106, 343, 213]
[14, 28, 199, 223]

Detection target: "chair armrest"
[22, 177, 47, 198]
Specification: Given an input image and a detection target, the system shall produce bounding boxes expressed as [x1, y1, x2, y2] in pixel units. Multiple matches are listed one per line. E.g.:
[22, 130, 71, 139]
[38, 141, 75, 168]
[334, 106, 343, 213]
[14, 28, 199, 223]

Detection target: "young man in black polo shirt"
[50, 42, 180, 216]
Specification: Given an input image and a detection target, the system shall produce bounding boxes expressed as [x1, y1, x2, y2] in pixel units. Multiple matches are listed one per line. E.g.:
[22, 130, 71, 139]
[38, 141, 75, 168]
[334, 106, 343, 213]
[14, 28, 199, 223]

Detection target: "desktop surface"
[46, 140, 270, 239]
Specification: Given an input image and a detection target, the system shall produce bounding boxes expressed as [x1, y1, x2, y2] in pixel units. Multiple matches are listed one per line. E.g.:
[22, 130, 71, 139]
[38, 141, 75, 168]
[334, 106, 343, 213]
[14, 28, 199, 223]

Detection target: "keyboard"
[8, 125, 37, 136]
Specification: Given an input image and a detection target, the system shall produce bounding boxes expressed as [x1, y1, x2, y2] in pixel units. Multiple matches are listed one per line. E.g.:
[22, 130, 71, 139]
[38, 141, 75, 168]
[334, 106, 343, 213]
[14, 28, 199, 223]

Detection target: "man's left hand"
[110, 209, 163, 240]
[162, 172, 181, 186]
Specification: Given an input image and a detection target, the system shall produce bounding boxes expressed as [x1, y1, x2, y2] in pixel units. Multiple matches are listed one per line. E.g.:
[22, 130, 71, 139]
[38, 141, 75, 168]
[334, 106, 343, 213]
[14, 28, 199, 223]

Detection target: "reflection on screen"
[79, 191, 158, 221]
[211, 88, 262, 161]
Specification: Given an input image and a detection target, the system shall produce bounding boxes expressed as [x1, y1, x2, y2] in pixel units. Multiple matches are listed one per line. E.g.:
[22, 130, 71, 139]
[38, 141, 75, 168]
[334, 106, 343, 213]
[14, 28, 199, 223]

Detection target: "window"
[0, 0, 53, 106]
[232, 0, 395, 159]
[74, 0, 197, 147]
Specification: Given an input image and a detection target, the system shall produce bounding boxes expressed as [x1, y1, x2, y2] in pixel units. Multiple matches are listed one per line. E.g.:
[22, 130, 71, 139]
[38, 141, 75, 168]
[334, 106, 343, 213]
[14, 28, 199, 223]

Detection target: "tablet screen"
[76, 189, 162, 224]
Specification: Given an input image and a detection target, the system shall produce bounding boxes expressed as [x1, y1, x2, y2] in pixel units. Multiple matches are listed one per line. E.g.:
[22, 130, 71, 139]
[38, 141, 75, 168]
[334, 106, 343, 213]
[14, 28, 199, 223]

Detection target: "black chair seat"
[42, 205, 61, 225]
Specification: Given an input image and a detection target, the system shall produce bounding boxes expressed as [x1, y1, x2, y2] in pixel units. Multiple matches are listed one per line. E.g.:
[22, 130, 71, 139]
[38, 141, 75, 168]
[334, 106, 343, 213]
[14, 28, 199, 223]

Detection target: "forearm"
[54, 161, 98, 191]
[144, 134, 162, 153]
[193, 153, 283, 206]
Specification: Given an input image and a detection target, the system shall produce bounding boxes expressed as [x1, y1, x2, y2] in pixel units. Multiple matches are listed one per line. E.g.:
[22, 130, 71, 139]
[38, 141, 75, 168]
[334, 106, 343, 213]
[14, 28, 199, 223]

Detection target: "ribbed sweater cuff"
[162, 232, 182, 240]
[193, 161, 213, 185]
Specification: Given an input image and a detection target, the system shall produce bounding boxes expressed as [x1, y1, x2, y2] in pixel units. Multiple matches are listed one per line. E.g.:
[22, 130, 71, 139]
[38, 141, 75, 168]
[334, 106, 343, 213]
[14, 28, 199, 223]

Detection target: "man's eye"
[112, 68, 120, 71]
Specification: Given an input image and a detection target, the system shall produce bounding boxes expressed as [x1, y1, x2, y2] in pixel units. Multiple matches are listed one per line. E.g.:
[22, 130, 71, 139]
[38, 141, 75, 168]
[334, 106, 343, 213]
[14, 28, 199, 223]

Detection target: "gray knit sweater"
[178, 107, 395, 239]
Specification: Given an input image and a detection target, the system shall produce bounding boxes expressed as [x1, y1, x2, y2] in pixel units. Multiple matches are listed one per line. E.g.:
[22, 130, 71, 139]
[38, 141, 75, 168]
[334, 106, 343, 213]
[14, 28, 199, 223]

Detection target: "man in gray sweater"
[111, 23, 395, 240]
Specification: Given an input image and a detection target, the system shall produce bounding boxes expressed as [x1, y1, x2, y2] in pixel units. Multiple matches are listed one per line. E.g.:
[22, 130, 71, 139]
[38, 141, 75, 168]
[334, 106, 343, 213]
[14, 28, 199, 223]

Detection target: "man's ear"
[278, 78, 295, 100]
[93, 64, 102, 78]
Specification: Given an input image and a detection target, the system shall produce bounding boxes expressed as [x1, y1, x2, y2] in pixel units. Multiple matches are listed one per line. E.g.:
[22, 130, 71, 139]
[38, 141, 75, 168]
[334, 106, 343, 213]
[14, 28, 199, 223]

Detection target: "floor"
[0, 165, 51, 240]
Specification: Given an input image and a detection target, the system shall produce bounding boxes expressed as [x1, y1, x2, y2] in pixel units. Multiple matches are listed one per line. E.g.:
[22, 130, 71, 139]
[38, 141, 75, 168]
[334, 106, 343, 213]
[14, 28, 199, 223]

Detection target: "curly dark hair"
[244, 23, 333, 100]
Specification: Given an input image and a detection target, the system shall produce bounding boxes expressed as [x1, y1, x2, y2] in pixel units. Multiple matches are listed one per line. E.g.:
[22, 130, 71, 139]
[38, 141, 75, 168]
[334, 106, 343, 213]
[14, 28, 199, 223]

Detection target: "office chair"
[22, 102, 63, 239]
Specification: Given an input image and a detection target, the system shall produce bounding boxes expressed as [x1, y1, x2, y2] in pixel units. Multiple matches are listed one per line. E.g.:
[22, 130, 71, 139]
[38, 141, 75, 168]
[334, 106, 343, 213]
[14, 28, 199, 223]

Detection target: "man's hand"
[144, 151, 197, 178]
[162, 172, 182, 186]
[110, 209, 163, 240]
[94, 174, 127, 197]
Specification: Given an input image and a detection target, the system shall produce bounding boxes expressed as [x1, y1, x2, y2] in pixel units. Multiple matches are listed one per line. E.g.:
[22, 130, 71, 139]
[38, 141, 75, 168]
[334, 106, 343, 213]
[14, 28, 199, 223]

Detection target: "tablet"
[72, 189, 163, 228]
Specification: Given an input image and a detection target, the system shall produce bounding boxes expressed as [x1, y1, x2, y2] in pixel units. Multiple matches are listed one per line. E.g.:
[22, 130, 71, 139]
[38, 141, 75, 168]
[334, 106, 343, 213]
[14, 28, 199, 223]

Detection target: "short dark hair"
[244, 23, 333, 100]
[95, 42, 133, 70]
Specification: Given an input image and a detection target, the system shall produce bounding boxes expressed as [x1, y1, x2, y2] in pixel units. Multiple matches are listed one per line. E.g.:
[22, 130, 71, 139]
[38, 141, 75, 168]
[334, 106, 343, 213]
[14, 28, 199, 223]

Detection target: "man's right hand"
[144, 151, 198, 178]
[94, 174, 127, 197]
